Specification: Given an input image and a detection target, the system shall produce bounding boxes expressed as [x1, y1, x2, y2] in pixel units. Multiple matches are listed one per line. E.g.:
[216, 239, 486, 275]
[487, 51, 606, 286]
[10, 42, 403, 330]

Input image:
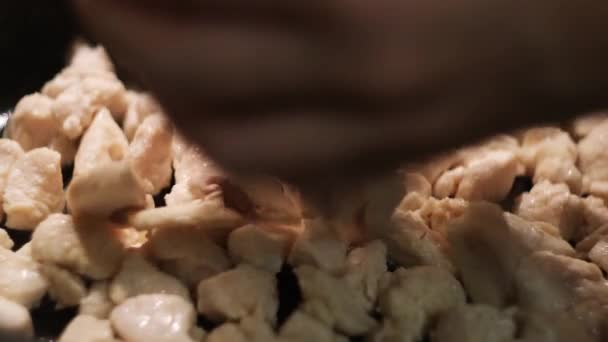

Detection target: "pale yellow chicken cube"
[196, 264, 278, 324]
[0, 248, 48, 308]
[110, 294, 197, 342]
[31, 214, 125, 280]
[279, 311, 348, 342]
[129, 114, 174, 194]
[289, 218, 348, 274]
[41, 264, 87, 308]
[59, 315, 117, 342]
[431, 304, 516, 342]
[0, 297, 34, 341]
[7, 93, 58, 151]
[3, 147, 64, 230]
[123, 91, 163, 141]
[69, 43, 115, 73]
[79, 281, 114, 319]
[0, 139, 23, 221]
[228, 224, 290, 273]
[579, 119, 608, 200]
[345, 240, 388, 307]
[52, 86, 96, 140]
[570, 112, 608, 139]
[208, 316, 276, 342]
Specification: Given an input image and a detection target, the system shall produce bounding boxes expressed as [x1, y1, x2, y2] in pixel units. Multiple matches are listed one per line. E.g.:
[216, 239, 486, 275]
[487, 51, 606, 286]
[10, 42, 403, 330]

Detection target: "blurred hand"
[73, 0, 608, 184]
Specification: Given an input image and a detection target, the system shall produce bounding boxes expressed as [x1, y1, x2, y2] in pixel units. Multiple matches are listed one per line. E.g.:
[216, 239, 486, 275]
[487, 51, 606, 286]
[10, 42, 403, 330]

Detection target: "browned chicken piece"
[129, 114, 174, 194]
[447, 203, 575, 307]
[521, 127, 582, 194]
[345, 240, 388, 307]
[109, 252, 190, 304]
[228, 224, 291, 274]
[123, 91, 163, 141]
[289, 218, 348, 274]
[383, 208, 454, 272]
[67, 159, 148, 218]
[110, 294, 198, 342]
[278, 311, 348, 342]
[73, 108, 129, 177]
[579, 119, 608, 201]
[0, 297, 34, 341]
[295, 265, 377, 336]
[431, 304, 516, 342]
[58, 315, 117, 342]
[3, 147, 64, 230]
[0, 248, 48, 309]
[148, 226, 232, 288]
[196, 264, 278, 324]
[31, 214, 125, 280]
[569, 112, 608, 139]
[79, 281, 114, 319]
[40, 264, 87, 308]
[514, 251, 608, 341]
[0, 139, 23, 221]
[372, 266, 466, 342]
[515, 181, 584, 240]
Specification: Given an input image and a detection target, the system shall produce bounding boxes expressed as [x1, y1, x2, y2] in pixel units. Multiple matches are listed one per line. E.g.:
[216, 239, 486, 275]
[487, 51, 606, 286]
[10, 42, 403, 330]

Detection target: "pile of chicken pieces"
[1, 43, 608, 342]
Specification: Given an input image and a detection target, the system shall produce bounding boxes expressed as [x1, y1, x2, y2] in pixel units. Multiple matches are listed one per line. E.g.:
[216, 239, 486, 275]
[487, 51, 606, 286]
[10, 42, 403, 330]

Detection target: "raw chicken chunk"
[207, 316, 276, 342]
[0, 297, 33, 340]
[148, 227, 231, 288]
[69, 43, 114, 73]
[109, 253, 190, 304]
[431, 304, 516, 342]
[0, 229, 14, 250]
[80, 282, 114, 319]
[588, 239, 608, 272]
[123, 91, 163, 141]
[0, 139, 23, 221]
[59, 315, 116, 342]
[515, 181, 584, 240]
[434, 150, 521, 202]
[295, 265, 376, 336]
[7, 93, 58, 151]
[110, 294, 197, 342]
[447, 203, 575, 307]
[345, 240, 388, 307]
[31, 214, 125, 279]
[41, 263, 87, 308]
[73, 108, 129, 177]
[289, 218, 348, 274]
[130, 114, 173, 194]
[579, 119, 608, 200]
[3, 147, 64, 230]
[52, 86, 97, 139]
[521, 127, 582, 193]
[228, 224, 290, 273]
[570, 112, 608, 139]
[279, 311, 348, 342]
[196, 264, 278, 324]
[0, 248, 48, 308]
[580, 196, 608, 236]
[67, 159, 147, 218]
[207, 324, 247, 342]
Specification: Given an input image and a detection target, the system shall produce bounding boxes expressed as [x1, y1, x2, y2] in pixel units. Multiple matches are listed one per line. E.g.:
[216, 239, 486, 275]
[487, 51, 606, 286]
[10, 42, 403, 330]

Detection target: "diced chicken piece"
[521, 127, 582, 193]
[80, 282, 114, 319]
[289, 218, 348, 274]
[3, 147, 64, 230]
[345, 240, 388, 307]
[129, 199, 243, 239]
[69, 43, 114, 73]
[228, 224, 290, 273]
[576, 225, 608, 255]
[41, 264, 87, 308]
[48, 133, 78, 165]
[580, 196, 608, 236]
[74, 108, 129, 177]
[515, 181, 584, 240]
[0, 229, 13, 250]
[197, 264, 278, 324]
[383, 209, 453, 272]
[148, 227, 231, 288]
[15, 242, 32, 259]
[580, 119, 608, 199]
[417, 197, 469, 235]
[514, 251, 608, 340]
[31, 214, 125, 279]
[129, 114, 173, 194]
[447, 203, 575, 307]
[588, 239, 608, 272]
[434, 150, 521, 202]
[431, 304, 516, 342]
[279, 311, 348, 342]
[295, 265, 376, 336]
[52, 86, 96, 139]
[407, 153, 460, 185]
[111, 294, 197, 342]
[404, 172, 432, 196]
[0, 139, 23, 220]
[0, 248, 48, 308]
[7, 93, 58, 151]
[207, 324, 247, 342]
[59, 315, 116, 342]
[67, 159, 147, 218]
[109, 253, 190, 304]
[570, 112, 608, 139]
[0, 297, 33, 341]
[123, 91, 163, 141]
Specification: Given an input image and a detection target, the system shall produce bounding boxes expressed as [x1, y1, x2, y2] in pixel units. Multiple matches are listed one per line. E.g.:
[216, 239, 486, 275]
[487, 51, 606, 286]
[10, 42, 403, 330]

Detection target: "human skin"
[72, 0, 608, 186]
